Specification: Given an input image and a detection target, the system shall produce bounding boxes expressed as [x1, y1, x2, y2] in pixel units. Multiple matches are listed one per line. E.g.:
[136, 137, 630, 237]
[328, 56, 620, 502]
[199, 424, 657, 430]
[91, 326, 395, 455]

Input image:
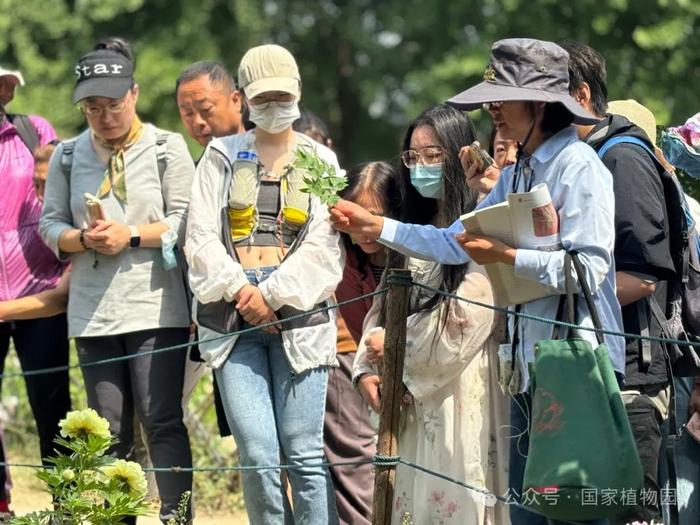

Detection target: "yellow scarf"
[94, 116, 144, 204]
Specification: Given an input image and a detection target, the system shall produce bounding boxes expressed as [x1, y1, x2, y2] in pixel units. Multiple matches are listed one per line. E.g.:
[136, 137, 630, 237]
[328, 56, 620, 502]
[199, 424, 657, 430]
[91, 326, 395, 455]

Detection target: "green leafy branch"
[294, 147, 347, 206]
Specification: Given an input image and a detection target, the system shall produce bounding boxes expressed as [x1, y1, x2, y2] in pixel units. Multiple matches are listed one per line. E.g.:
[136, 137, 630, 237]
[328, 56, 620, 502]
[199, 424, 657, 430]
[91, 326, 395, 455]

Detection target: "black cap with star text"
[72, 49, 134, 104]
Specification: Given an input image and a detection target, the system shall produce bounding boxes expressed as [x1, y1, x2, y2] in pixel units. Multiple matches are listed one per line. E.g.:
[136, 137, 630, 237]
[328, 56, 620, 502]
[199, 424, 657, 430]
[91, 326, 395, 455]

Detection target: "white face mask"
[249, 100, 300, 134]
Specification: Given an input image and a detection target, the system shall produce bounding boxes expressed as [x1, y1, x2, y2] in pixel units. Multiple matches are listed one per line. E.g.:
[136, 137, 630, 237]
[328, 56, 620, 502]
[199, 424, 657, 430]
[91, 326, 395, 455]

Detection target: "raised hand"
[329, 198, 384, 239]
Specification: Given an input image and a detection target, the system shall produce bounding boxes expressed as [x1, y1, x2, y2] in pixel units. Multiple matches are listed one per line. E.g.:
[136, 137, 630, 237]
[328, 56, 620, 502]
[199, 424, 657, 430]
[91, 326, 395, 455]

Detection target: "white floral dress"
[354, 259, 510, 525]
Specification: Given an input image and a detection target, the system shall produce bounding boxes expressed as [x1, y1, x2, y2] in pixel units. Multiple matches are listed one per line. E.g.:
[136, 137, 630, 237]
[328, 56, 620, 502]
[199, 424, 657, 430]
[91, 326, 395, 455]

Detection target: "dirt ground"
[9, 462, 248, 524]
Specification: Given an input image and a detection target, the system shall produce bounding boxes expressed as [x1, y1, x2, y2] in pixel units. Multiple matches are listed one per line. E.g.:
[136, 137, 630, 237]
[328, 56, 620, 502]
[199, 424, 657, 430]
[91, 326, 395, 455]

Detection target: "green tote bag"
[522, 253, 643, 521]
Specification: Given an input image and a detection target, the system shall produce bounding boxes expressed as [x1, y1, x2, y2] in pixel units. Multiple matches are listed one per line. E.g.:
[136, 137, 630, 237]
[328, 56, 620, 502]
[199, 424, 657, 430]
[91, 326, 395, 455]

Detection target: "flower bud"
[62, 469, 76, 482]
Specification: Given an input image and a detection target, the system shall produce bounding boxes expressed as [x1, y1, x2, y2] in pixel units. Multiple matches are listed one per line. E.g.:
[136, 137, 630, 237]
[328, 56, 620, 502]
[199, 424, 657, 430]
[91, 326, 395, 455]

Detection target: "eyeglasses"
[482, 101, 504, 112]
[249, 93, 296, 111]
[400, 146, 444, 168]
[79, 96, 129, 118]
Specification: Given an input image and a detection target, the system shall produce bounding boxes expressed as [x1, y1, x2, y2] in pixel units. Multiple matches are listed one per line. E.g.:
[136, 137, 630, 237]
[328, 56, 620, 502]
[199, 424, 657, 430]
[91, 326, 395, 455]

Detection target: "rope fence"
[3, 277, 685, 525]
[413, 282, 700, 350]
[0, 456, 586, 525]
[0, 288, 389, 380]
[3, 280, 698, 383]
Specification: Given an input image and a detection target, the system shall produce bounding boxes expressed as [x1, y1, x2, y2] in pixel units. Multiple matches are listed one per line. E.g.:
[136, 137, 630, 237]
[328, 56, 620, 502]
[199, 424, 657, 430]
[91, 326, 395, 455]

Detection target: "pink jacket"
[0, 114, 61, 301]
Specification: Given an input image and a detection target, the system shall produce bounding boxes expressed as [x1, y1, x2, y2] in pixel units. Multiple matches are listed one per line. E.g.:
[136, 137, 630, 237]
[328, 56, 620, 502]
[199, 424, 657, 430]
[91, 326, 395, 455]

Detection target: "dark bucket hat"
[448, 38, 600, 125]
[72, 49, 134, 104]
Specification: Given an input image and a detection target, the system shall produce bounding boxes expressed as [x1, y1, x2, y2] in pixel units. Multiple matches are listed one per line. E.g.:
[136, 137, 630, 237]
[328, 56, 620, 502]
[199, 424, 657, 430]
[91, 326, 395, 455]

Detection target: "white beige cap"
[608, 99, 657, 143]
[0, 66, 25, 86]
[238, 44, 300, 100]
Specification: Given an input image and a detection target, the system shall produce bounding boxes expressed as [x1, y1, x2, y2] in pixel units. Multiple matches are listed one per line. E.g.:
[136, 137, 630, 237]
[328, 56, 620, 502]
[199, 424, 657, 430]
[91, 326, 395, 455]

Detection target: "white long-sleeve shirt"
[185, 131, 345, 371]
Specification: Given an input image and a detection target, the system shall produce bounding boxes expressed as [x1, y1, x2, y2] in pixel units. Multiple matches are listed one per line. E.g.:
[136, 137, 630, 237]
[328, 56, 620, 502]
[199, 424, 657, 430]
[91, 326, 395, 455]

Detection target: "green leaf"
[293, 147, 347, 206]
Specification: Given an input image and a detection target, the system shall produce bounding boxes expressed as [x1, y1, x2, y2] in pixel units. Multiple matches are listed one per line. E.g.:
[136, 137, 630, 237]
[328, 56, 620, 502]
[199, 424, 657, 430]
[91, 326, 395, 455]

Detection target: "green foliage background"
[2, 0, 699, 174]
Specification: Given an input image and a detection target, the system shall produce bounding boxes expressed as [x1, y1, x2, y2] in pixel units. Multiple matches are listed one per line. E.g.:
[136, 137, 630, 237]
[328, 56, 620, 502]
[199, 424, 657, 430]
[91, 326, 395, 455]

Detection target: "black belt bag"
[195, 208, 243, 334]
[276, 302, 330, 331]
[196, 208, 329, 333]
[196, 299, 241, 334]
[196, 300, 331, 334]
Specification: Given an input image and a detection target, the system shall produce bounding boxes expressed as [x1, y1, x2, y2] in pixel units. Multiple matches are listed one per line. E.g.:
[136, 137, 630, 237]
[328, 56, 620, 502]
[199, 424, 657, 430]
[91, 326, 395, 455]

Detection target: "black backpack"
[598, 136, 700, 377]
[7, 113, 40, 153]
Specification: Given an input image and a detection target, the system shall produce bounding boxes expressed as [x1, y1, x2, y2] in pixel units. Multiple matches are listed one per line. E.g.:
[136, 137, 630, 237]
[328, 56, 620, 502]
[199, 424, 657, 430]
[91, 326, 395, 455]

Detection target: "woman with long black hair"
[353, 104, 509, 524]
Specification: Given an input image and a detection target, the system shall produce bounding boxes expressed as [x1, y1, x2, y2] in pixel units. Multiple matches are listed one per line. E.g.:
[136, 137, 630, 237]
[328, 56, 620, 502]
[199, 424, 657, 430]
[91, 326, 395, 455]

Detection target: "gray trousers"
[324, 352, 375, 524]
[76, 327, 193, 523]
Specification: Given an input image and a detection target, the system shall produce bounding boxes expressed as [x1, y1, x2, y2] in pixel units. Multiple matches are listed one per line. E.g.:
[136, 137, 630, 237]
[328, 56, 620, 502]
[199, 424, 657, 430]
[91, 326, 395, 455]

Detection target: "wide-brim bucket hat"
[608, 99, 657, 143]
[448, 38, 600, 125]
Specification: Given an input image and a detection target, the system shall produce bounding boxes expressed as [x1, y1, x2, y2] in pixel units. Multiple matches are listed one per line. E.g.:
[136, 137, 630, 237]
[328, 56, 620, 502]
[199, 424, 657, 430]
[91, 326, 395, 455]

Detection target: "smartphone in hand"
[84, 193, 106, 225]
[467, 141, 495, 172]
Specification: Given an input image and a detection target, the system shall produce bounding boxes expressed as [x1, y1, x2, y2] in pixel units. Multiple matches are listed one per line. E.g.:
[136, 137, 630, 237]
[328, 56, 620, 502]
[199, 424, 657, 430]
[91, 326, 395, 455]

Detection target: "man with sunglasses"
[0, 65, 71, 510]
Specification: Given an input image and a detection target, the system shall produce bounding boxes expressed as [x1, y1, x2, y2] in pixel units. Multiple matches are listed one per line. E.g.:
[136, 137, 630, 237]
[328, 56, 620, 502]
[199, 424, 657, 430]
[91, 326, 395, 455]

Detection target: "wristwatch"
[128, 225, 141, 248]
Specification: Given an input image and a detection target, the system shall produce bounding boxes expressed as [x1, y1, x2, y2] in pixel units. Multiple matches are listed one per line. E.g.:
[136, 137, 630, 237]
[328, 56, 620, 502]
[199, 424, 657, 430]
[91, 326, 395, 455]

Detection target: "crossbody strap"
[155, 132, 168, 181]
[8, 114, 40, 153]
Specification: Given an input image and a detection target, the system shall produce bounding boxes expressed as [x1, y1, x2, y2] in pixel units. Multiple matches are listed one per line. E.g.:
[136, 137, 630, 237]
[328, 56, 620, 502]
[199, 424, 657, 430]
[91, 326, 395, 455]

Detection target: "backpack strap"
[60, 140, 76, 180]
[597, 135, 656, 164]
[155, 132, 168, 181]
[597, 134, 670, 179]
[8, 114, 40, 153]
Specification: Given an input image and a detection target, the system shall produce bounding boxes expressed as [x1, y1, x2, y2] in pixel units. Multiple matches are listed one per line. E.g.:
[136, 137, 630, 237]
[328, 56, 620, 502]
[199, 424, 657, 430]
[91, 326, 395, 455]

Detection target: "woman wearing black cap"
[40, 46, 195, 523]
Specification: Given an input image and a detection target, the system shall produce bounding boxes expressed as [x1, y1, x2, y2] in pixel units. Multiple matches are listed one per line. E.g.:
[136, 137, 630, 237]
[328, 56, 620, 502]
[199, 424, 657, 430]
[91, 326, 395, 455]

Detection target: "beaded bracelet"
[79, 228, 87, 250]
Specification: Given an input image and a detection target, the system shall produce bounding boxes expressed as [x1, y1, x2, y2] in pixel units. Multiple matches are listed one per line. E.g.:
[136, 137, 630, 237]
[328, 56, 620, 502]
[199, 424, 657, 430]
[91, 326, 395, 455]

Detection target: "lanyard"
[511, 119, 537, 193]
[508, 150, 533, 362]
[511, 152, 534, 193]
[509, 304, 522, 371]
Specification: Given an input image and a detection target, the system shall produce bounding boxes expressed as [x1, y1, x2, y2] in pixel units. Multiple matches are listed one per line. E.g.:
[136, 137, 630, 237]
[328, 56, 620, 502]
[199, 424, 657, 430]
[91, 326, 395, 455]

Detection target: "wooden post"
[372, 268, 412, 525]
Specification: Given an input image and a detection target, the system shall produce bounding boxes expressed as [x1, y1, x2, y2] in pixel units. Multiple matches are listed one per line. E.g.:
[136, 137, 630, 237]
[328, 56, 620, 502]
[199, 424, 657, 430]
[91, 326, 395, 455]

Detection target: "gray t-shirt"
[40, 124, 194, 337]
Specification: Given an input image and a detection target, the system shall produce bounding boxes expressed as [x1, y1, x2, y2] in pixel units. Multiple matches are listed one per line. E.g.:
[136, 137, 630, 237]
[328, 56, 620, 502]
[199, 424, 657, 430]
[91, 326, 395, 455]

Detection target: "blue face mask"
[409, 163, 443, 199]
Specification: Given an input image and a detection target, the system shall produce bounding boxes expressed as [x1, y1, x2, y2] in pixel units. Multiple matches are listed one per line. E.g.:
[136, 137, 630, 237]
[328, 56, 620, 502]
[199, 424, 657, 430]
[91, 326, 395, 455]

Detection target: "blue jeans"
[215, 267, 335, 524]
[509, 394, 609, 525]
